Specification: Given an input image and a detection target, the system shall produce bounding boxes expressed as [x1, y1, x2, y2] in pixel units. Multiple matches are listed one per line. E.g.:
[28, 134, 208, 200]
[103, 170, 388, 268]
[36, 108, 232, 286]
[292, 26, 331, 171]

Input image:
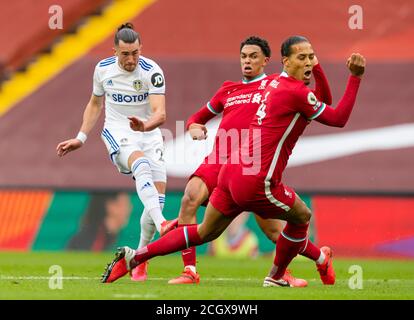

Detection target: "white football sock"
[137, 194, 165, 249]
[132, 158, 165, 232]
[138, 209, 155, 249]
[158, 194, 165, 212]
[185, 265, 197, 274]
[316, 250, 326, 265]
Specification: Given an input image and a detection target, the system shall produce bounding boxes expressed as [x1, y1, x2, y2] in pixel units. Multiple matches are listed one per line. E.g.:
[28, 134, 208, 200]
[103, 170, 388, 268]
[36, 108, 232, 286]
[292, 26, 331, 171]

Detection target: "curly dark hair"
[240, 36, 271, 58]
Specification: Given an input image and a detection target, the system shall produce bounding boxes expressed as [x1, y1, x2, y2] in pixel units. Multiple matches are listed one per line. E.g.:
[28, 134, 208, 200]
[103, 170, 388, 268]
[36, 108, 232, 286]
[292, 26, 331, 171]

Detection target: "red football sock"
[272, 223, 309, 279]
[299, 239, 321, 261]
[179, 224, 197, 267]
[133, 225, 202, 265]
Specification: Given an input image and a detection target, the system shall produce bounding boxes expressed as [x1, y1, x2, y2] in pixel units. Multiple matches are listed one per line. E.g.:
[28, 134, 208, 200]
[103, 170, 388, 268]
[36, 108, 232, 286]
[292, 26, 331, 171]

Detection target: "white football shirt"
[93, 55, 165, 130]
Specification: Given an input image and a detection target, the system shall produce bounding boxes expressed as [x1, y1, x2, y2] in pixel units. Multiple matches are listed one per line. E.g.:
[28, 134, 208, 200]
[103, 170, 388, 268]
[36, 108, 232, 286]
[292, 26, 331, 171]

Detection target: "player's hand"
[128, 116, 146, 132]
[347, 53, 365, 77]
[56, 139, 83, 157]
[189, 123, 208, 140]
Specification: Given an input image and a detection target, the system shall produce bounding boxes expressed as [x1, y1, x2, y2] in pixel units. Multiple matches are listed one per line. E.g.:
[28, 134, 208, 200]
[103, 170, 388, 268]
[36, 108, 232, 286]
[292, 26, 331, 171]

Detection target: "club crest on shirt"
[307, 92, 317, 105]
[133, 80, 143, 92]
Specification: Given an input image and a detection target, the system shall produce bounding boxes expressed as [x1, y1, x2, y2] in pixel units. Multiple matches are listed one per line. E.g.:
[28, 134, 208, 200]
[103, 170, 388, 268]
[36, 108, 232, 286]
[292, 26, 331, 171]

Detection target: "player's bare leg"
[169, 177, 209, 284]
[196, 203, 235, 242]
[179, 177, 209, 224]
[254, 215, 285, 243]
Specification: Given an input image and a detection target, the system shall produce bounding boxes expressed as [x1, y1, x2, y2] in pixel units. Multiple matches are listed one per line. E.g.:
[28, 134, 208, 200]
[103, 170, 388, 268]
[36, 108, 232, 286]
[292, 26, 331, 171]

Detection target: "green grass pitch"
[0, 251, 413, 300]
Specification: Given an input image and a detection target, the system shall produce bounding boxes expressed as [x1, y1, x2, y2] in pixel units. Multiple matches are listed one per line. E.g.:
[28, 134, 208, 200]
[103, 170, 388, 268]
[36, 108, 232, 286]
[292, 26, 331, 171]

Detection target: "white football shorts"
[101, 127, 166, 182]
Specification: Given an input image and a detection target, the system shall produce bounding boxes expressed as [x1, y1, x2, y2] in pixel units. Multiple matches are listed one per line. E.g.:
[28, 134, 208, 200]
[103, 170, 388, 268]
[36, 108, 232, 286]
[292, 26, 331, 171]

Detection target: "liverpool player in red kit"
[164, 36, 332, 285]
[102, 36, 365, 287]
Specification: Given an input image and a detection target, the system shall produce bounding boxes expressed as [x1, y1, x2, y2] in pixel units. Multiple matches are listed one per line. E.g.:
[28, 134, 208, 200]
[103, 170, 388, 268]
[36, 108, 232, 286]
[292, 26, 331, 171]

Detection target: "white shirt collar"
[242, 73, 267, 84]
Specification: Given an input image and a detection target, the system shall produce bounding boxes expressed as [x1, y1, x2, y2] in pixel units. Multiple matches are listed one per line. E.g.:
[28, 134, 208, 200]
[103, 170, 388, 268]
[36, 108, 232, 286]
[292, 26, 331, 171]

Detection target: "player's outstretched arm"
[315, 53, 365, 128]
[312, 57, 333, 105]
[186, 105, 217, 129]
[56, 94, 104, 157]
[129, 94, 166, 132]
[185, 84, 225, 139]
[185, 102, 224, 140]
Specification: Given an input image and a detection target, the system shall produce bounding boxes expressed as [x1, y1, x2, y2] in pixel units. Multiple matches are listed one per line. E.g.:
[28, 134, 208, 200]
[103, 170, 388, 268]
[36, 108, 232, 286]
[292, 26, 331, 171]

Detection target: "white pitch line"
[1, 276, 412, 283]
[113, 294, 159, 298]
[0, 276, 256, 281]
[0, 276, 100, 280]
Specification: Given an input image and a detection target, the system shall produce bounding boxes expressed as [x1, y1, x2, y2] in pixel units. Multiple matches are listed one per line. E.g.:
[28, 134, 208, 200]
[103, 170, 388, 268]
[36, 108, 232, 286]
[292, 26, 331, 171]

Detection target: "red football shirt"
[187, 64, 332, 167]
[204, 74, 275, 164]
[242, 73, 327, 183]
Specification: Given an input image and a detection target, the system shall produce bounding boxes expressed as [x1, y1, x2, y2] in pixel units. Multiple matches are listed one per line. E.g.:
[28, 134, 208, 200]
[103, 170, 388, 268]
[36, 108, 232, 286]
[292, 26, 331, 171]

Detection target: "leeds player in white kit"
[56, 23, 177, 281]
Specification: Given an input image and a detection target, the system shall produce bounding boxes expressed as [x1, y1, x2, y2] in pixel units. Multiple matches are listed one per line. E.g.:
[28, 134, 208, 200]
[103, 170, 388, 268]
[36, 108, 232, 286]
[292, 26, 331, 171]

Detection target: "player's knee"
[197, 225, 220, 243]
[202, 230, 221, 243]
[297, 207, 312, 224]
[266, 227, 281, 243]
[178, 194, 200, 224]
[181, 191, 202, 212]
[131, 157, 152, 179]
[259, 222, 281, 243]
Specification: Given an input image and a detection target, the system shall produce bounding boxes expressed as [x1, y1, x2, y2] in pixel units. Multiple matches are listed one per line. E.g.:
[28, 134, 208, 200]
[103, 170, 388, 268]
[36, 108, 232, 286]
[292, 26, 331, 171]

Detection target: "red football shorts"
[209, 164, 296, 219]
